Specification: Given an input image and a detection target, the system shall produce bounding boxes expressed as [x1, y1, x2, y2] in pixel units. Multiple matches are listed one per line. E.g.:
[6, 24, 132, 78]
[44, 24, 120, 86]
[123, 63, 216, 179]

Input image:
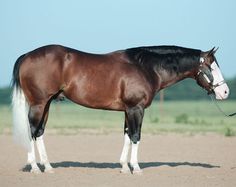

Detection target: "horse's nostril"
[225, 90, 228, 94]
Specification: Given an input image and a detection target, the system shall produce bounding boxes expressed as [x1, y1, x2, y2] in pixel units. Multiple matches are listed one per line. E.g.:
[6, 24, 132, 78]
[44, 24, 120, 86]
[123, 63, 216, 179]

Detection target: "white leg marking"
[36, 136, 54, 173]
[130, 141, 142, 174]
[27, 140, 41, 174]
[120, 133, 131, 173]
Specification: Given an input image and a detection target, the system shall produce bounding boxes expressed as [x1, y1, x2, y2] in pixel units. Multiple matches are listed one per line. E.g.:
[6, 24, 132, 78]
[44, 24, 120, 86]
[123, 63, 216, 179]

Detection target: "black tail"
[12, 54, 26, 89]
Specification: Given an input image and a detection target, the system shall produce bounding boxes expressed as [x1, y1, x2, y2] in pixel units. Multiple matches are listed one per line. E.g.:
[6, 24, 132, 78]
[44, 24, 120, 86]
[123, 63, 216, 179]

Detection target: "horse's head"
[196, 47, 229, 100]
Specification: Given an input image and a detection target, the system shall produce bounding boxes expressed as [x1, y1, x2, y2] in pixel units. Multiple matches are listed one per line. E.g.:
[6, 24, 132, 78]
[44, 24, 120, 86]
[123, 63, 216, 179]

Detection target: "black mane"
[125, 46, 201, 74]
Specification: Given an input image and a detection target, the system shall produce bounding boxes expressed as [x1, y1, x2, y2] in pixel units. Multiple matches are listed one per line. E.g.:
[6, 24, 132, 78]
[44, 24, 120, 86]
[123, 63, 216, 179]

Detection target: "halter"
[196, 57, 225, 94]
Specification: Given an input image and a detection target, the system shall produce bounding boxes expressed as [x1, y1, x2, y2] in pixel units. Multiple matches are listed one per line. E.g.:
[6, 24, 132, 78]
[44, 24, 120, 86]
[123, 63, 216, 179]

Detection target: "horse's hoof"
[120, 164, 130, 174]
[30, 168, 41, 174]
[132, 169, 143, 175]
[45, 168, 54, 174]
[120, 168, 130, 174]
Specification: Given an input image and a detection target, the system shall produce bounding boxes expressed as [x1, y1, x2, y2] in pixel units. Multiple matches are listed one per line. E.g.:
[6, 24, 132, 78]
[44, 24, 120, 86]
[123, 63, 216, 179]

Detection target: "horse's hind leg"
[27, 140, 41, 173]
[36, 135, 54, 173]
[26, 104, 45, 174]
[28, 103, 53, 173]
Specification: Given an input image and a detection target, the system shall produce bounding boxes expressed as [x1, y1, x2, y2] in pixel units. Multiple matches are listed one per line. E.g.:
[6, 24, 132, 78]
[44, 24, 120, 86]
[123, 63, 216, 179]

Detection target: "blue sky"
[0, 0, 236, 87]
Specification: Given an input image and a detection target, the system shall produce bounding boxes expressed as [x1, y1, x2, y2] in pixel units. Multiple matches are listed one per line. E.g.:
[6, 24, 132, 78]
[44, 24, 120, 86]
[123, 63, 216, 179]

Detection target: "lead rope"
[209, 95, 236, 117]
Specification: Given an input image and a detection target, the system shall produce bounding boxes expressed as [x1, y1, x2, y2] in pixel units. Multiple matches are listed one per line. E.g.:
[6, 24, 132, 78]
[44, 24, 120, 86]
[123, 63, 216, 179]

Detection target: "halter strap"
[212, 80, 226, 89]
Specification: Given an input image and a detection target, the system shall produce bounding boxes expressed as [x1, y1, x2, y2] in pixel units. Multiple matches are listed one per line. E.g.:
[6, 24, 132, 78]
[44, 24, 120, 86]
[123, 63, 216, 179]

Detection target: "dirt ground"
[0, 133, 236, 187]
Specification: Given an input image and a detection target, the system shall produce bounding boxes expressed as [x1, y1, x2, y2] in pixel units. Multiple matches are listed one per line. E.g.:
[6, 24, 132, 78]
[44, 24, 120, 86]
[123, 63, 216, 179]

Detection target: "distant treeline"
[1, 77, 236, 104]
[0, 87, 12, 104]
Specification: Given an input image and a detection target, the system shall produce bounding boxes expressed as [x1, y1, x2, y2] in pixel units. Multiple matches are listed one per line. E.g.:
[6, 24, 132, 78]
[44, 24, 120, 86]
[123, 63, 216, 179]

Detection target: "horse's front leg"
[125, 105, 144, 174]
[130, 141, 142, 174]
[120, 120, 131, 173]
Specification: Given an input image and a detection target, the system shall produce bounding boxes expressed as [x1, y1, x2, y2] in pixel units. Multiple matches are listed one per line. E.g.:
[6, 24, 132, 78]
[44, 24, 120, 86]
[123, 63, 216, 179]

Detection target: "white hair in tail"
[12, 86, 32, 151]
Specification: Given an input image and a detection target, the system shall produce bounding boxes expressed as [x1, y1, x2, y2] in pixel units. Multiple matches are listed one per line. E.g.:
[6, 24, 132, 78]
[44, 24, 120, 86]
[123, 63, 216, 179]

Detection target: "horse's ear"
[207, 47, 215, 56]
[213, 47, 219, 54]
[203, 47, 218, 57]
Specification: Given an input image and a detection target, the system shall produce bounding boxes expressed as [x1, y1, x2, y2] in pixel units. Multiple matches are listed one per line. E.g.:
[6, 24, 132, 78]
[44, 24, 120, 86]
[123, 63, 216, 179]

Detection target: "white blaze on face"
[211, 61, 230, 100]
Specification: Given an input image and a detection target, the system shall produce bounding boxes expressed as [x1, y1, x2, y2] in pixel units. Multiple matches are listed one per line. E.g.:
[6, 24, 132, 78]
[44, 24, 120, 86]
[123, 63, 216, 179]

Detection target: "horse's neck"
[157, 69, 193, 90]
[155, 57, 199, 90]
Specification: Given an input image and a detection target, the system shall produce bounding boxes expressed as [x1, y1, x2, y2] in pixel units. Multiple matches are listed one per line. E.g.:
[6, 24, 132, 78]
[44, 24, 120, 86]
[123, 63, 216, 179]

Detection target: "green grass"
[1, 100, 236, 135]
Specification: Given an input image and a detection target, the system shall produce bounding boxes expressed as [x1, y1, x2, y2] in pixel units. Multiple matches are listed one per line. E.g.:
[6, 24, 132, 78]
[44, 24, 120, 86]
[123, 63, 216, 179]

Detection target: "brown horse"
[12, 45, 229, 174]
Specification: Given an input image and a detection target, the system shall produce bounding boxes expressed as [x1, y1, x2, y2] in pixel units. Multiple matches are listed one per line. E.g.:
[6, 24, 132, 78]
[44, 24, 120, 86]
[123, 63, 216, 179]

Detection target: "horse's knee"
[130, 133, 140, 144]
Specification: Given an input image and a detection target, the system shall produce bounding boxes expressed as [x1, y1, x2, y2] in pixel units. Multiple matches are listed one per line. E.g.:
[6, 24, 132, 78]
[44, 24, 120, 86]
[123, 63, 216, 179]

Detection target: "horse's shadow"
[51, 161, 220, 169]
[22, 161, 220, 172]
